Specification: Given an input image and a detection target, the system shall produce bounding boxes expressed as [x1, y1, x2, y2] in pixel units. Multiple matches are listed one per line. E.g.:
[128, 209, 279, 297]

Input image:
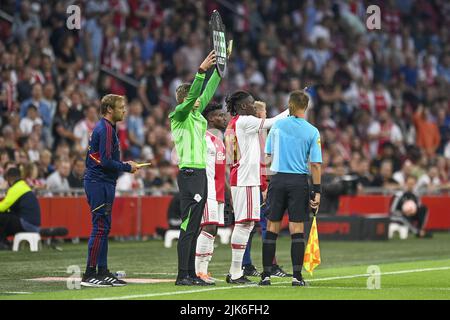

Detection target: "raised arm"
[244, 108, 289, 133]
[261, 108, 290, 129]
[170, 51, 216, 121]
[198, 68, 222, 114]
[170, 72, 206, 122]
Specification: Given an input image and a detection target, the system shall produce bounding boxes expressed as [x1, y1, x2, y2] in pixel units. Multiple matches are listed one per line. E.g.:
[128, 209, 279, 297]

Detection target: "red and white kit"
[226, 110, 289, 223]
[201, 130, 226, 226]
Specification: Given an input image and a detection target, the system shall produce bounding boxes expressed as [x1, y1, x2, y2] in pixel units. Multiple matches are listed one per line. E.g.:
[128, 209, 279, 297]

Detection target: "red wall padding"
[35, 195, 450, 238]
[337, 195, 450, 230]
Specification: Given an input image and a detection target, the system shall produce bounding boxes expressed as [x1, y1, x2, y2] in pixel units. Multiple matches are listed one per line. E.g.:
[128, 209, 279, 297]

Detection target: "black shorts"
[266, 173, 310, 223]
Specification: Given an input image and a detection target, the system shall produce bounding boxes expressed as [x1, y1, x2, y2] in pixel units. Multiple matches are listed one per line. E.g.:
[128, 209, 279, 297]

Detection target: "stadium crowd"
[0, 0, 449, 197]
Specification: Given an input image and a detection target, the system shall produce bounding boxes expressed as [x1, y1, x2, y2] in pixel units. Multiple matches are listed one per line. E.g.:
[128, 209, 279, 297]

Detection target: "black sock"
[85, 266, 96, 276]
[291, 233, 305, 280]
[262, 231, 278, 278]
[98, 266, 108, 275]
[178, 270, 189, 279]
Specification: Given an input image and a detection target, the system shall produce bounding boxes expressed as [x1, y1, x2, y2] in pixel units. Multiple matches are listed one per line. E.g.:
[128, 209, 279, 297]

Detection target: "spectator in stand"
[20, 83, 51, 129]
[367, 110, 403, 158]
[21, 162, 45, 190]
[52, 99, 77, 150]
[37, 149, 54, 179]
[371, 159, 400, 190]
[16, 66, 34, 104]
[127, 100, 145, 159]
[393, 159, 414, 187]
[45, 158, 71, 194]
[67, 157, 85, 189]
[0, 65, 16, 116]
[74, 105, 98, 152]
[41, 82, 57, 121]
[413, 104, 441, 157]
[23, 133, 41, 163]
[416, 165, 441, 195]
[12, 0, 41, 42]
[19, 104, 42, 136]
[55, 34, 79, 74]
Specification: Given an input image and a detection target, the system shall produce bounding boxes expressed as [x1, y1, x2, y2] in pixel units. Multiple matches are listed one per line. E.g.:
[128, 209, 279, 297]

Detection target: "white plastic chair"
[388, 222, 409, 240]
[164, 230, 180, 248]
[12, 232, 41, 252]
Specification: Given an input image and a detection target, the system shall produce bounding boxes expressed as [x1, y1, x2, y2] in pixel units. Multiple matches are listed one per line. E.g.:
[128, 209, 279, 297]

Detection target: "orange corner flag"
[304, 215, 321, 275]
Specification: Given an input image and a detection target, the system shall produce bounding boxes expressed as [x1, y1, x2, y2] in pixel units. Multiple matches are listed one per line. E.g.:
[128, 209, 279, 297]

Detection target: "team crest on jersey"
[216, 151, 226, 161]
[317, 138, 321, 147]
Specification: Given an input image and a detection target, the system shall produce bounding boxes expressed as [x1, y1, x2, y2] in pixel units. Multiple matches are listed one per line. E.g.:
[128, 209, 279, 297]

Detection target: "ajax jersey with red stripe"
[85, 118, 131, 185]
[205, 130, 226, 202]
[225, 110, 289, 187]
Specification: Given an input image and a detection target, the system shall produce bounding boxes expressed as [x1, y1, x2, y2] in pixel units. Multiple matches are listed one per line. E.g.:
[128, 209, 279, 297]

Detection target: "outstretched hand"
[199, 50, 216, 73]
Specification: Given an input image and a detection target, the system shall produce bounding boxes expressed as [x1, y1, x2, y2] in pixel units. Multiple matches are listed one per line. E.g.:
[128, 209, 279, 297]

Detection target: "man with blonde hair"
[81, 94, 139, 287]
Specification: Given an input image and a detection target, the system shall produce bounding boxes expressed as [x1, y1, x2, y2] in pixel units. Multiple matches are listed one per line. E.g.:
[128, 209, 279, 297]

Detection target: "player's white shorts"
[201, 198, 225, 227]
[231, 186, 260, 223]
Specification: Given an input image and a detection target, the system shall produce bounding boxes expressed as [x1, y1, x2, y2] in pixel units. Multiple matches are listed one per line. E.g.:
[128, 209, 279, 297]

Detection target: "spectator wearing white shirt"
[393, 159, 414, 187]
[19, 104, 42, 136]
[416, 166, 441, 194]
[367, 110, 403, 158]
[45, 159, 71, 194]
[74, 105, 98, 151]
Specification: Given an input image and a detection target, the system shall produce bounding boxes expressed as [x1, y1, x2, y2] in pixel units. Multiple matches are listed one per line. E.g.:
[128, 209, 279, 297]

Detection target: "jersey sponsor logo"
[317, 138, 321, 147]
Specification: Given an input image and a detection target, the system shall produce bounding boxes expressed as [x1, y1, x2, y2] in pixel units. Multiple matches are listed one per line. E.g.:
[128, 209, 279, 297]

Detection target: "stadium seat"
[388, 222, 409, 240]
[164, 229, 180, 248]
[12, 232, 41, 252]
[217, 227, 232, 244]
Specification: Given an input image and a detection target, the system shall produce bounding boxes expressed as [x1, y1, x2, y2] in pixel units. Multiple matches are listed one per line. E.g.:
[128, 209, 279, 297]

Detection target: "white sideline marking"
[133, 273, 178, 276]
[2, 291, 32, 295]
[92, 266, 450, 300]
[26, 277, 173, 284]
[306, 266, 450, 283]
[132, 273, 225, 282]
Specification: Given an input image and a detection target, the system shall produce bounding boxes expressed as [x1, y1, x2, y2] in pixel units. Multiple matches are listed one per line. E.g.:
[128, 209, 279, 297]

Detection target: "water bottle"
[115, 271, 126, 279]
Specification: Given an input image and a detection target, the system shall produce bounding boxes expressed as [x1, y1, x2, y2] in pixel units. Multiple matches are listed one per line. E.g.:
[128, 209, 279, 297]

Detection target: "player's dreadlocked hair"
[225, 90, 251, 116]
[202, 102, 222, 119]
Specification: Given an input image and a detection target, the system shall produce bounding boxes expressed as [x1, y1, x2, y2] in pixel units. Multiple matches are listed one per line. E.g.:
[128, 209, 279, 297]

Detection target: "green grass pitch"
[0, 233, 449, 300]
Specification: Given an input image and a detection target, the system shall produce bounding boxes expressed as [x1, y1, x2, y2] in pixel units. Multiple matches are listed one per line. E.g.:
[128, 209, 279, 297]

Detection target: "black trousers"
[0, 213, 25, 242]
[176, 168, 207, 277]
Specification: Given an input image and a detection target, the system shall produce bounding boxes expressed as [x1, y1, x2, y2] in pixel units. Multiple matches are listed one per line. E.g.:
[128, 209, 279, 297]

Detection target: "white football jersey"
[206, 130, 226, 202]
[226, 109, 289, 186]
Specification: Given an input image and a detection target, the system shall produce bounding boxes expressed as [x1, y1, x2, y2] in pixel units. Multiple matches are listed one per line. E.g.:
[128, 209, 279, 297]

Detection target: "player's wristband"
[312, 184, 321, 194]
[198, 67, 206, 74]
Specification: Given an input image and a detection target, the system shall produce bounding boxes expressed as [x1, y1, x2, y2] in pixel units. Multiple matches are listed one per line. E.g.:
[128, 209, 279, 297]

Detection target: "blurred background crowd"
[0, 0, 449, 197]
